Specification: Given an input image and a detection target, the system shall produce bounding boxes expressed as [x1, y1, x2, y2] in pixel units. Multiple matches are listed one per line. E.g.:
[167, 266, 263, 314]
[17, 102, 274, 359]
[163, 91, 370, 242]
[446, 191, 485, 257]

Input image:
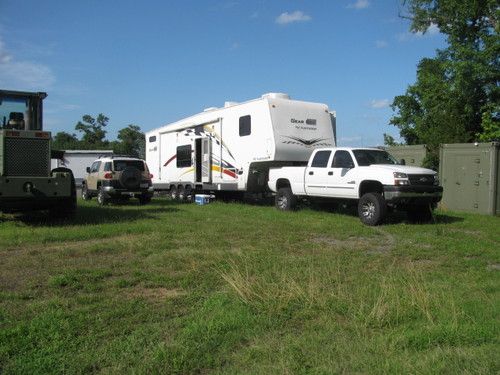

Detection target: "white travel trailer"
[146, 93, 337, 199]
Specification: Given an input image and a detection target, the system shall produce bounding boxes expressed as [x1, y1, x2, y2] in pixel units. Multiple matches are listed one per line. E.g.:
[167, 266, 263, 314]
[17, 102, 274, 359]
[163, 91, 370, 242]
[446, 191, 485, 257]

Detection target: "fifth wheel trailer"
[146, 93, 337, 198]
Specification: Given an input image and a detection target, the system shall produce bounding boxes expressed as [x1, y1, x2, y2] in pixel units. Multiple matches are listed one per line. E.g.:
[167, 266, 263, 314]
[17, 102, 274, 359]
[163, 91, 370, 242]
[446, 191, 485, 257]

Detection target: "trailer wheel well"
[276, 179, 291, 190]
[359, 180, 383, 197]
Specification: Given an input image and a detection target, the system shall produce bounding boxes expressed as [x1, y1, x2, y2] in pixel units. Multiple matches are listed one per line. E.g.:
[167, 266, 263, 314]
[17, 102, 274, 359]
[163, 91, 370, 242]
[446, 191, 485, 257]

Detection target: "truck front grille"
[4, 138, 50, 177]
[408, 174, 435, 186]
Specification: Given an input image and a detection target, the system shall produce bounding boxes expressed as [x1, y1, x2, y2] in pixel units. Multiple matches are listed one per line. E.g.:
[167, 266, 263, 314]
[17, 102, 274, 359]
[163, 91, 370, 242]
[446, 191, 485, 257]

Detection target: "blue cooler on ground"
[195, 194, 211, 205]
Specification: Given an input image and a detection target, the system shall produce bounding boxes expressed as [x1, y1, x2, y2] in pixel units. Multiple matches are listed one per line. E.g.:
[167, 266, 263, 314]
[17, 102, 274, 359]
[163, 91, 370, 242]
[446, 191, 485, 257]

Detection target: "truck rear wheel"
[358, 192, 386, 226]
[275, 187, 297, 211]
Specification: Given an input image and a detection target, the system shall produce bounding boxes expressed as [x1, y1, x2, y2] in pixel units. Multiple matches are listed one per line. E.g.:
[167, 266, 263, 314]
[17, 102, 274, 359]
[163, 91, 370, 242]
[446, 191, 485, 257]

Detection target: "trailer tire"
[275, 187, 297, 211]
[178, 186, 186, 202]
[169, 186, 178, 201]
[358, 192, 386, 226]
[97, 187, 109, 206]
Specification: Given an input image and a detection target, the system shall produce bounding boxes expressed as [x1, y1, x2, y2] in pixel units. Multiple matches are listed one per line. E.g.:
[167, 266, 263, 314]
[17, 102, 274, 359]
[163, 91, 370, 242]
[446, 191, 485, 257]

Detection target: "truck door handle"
[328, 171, 333, 176]
[309, 171, 314, 175]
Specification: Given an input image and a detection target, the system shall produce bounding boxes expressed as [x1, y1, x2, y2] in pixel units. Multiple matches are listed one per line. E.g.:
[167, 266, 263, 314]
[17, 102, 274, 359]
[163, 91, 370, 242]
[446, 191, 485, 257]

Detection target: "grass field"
[0, 198, 499, 374]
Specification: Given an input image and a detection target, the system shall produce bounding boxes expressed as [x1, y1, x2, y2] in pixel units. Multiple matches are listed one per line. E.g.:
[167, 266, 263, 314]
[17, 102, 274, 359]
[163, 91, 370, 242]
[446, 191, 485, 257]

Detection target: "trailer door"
[201, 137, 212, 183]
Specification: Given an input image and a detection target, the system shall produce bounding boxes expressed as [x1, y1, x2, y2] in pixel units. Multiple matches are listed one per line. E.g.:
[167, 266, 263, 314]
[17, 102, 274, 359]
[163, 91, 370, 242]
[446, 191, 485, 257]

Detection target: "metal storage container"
[439, 142, 499, 215]
[385, 144, 427, 167]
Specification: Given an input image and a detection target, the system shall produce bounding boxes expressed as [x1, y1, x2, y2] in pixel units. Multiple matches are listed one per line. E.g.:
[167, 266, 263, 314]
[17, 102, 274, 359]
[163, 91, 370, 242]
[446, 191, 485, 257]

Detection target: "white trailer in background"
[51, 150, 113, 187]
[145, 93, 337, 199]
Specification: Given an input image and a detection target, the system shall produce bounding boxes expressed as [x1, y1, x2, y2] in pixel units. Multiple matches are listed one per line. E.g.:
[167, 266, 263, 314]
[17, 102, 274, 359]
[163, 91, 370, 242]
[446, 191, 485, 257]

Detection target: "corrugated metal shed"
[439, 142, 499, 215]
[385, 145, 427, 167]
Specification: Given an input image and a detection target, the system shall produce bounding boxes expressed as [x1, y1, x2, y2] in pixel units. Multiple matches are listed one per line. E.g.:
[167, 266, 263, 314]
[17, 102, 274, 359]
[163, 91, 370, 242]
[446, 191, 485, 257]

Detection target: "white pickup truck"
[268, 147, 443, 225]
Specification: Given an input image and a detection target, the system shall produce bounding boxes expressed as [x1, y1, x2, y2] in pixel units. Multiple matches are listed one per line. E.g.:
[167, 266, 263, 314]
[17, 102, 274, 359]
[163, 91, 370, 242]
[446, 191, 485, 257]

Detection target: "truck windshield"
[0, 97, 29, 130]
[113, 160, 145, 171]
[352, 149, 399, 166]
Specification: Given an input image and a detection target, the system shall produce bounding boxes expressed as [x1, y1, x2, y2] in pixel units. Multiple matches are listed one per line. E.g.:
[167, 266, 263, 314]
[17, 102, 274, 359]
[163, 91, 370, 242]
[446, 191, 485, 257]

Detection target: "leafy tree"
[390, 0, 499, 167]
[52, 131, 80, 150]
[75, 114, 109, 148]
[383, 133, 401, 146]
[111, 125, 145, 158]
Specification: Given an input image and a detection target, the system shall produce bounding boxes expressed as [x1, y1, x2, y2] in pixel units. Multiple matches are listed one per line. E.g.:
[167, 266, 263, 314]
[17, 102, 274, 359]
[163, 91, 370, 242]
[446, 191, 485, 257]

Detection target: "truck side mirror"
[86, 167, 90, 173]
[400, 159, 406, 165]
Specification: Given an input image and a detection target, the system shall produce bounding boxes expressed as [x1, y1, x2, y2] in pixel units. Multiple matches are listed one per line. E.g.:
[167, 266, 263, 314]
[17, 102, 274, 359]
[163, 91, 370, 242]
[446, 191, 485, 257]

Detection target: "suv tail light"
[104, 172, 113, 179]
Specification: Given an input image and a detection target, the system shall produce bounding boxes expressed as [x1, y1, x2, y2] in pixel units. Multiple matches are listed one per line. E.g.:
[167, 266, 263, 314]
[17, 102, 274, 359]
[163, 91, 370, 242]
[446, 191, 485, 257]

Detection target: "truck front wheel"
[275, 187, 297, 211]
[358, 192, 386, 226]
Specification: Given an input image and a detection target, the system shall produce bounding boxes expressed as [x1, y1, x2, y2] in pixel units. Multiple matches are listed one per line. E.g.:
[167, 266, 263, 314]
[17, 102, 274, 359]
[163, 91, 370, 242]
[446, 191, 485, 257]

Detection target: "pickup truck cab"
[268, 147, 443, 225]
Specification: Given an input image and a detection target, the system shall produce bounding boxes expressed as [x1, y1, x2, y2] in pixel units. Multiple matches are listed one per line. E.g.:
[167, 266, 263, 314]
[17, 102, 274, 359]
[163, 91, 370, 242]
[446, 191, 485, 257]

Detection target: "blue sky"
[0, 0, 445, 146]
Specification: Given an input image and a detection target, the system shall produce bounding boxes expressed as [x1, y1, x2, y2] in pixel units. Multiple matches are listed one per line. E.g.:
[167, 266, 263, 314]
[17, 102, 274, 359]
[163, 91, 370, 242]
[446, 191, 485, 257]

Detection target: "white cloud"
[276, 11, 312, 25]
[0, 36, 55, 89]
[347, 0, 370, 10]
[375, 40, 388, 48]
[397, 22, 440, 41]
[369, 99, 391, 109]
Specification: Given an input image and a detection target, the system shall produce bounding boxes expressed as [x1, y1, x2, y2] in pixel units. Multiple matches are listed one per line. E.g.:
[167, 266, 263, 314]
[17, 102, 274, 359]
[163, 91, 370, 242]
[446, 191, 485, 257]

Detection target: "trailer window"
[311, 151, 331, 168]
[149, 136, 156, 143]
[176, 145, 192, 168]
[239, 115, 251, 136]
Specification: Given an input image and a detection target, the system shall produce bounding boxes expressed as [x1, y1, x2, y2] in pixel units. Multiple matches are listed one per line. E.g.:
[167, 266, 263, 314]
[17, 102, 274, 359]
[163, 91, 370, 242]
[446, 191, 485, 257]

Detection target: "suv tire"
[358, 192, 386, 226]
[81, 184, 91, 201]
[275, 187, 297, 211]
[97, 187, 109, 206]
[119, 167, 142, 189]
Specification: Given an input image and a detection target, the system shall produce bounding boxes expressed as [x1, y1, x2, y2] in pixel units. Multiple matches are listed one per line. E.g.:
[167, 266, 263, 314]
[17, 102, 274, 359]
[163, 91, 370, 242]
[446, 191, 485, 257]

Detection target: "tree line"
[386, 0, 498, 169]
[52, 114, 145, 159]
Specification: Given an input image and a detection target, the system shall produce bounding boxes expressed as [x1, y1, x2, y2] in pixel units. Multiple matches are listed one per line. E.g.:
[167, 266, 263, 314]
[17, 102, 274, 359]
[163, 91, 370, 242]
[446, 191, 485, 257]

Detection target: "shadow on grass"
[303, 201, 464, 225]
[7, 199, 181, 227]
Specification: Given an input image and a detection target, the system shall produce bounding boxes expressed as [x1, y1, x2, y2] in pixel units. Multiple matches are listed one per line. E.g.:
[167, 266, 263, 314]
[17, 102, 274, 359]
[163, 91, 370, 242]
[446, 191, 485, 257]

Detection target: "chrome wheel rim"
[277, 195, 288, 209]
[361, 202, 376, 219]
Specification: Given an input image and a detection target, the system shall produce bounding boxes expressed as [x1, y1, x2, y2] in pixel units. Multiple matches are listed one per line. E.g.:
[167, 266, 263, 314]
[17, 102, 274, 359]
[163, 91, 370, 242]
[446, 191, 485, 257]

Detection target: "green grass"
[0, 199, 499, 374]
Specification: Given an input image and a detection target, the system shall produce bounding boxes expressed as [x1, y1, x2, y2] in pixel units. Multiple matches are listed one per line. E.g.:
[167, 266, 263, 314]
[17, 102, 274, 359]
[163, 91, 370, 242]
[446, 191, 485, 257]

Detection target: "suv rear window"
[113, 160, 145, 171]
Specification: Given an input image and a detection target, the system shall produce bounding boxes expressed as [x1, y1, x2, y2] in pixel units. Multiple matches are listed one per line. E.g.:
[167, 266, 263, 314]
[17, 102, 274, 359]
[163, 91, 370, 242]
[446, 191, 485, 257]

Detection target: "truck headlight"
[393, 172, 408, 178]
[433, 175, 439, 185]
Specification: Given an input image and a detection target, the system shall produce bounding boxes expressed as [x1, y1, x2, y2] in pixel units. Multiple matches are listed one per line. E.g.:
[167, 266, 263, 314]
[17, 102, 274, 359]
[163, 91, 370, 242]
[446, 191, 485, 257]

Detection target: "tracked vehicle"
[0, 89, 76, 218]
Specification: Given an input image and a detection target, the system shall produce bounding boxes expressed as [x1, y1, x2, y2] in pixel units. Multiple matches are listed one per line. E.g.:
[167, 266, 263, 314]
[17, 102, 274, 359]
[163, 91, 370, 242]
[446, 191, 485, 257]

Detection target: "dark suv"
[82, 156, 154, 205]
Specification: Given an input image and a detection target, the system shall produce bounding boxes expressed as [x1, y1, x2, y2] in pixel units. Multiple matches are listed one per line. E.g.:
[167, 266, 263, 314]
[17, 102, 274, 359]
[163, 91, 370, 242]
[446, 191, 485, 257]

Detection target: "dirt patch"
[486, 263, 500, 271]
[124, 287, 187, 301]
[310, 228, 395, 254]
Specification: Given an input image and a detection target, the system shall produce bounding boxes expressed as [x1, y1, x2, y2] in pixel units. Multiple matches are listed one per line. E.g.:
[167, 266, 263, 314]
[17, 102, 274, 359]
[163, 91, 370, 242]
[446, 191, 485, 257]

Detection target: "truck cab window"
[311, 151, 331, 168]
[332, 150, 354, 168]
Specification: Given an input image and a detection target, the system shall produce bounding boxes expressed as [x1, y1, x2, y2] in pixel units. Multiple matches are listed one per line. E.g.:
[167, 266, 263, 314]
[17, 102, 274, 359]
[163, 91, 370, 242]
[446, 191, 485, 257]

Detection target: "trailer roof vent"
[224, 101, 238, 108]
[203, 107, 218, 112]
[262, 93, 290, 100]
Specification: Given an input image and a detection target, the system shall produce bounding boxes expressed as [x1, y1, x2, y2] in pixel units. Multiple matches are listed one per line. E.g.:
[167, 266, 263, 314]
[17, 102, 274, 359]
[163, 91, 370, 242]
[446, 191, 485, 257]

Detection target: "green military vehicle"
[0, 89, 76, 218]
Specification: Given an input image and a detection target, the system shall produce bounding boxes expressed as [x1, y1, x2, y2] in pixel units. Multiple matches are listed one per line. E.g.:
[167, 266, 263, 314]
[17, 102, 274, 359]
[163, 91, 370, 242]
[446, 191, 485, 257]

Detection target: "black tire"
[97, 187, 109, 206]
[178, 186, 186, 202]
[81, 184, 92, 201]
[275, 187, 297, 211]
[169, 186, 178, 200]
[119, 167, 142, 189]
[407, 205, 433, 223]
[139, 194, 152, 205]
[50, 168, 77, 219]
[358, 192, 387, 226]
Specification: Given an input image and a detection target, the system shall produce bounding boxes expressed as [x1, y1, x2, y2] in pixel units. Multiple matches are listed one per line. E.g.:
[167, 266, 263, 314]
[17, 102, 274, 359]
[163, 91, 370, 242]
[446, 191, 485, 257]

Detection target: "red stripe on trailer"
[163, 154, 176, 167]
